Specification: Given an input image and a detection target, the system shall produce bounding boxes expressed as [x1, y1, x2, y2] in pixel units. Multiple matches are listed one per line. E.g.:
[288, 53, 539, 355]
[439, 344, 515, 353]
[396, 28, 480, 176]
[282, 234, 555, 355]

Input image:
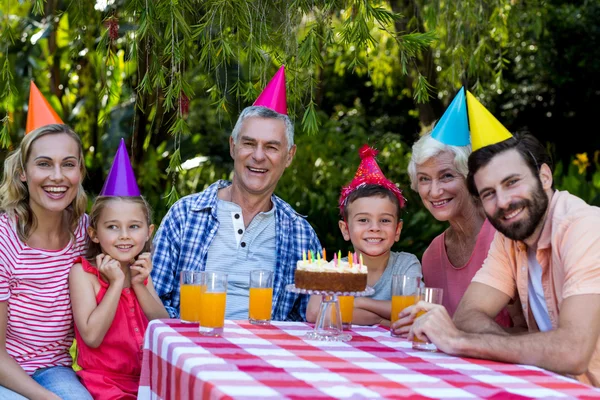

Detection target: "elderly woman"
[404, 132, 512, 326]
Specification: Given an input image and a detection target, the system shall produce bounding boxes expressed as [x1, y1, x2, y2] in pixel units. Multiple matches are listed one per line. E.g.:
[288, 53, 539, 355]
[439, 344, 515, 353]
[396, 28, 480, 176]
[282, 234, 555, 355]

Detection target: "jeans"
[0, 366, 92, 399]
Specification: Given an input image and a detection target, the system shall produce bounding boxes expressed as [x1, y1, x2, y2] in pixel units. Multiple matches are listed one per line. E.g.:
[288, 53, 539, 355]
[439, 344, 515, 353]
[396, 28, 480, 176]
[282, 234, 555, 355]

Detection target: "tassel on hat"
[26, 81, 64, 134]
[253, 65, 287, 115]
[99, 138, 141, 197]
[339, 145, 406, 215]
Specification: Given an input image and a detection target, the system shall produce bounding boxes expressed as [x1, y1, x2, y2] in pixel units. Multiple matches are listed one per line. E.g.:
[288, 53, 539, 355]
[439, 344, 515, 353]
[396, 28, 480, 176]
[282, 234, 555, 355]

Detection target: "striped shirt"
[0, 213, 88, 374]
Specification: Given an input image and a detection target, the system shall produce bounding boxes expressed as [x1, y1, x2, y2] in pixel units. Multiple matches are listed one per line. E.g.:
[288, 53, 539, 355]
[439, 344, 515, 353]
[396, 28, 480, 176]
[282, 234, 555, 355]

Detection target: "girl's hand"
[131, 252, 152, 287]
[96, 254, 125, 286]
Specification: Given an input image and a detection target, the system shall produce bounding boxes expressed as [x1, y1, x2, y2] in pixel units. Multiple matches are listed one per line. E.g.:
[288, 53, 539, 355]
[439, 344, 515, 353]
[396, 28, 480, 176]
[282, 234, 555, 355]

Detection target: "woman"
[0, 124, 92, 399]
[403, 132, 513, 325]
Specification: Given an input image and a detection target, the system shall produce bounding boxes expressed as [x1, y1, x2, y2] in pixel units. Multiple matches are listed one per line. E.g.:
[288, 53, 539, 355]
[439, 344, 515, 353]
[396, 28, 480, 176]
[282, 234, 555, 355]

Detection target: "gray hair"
[407, 132, 471, 191]
[231, 106, 294, 149]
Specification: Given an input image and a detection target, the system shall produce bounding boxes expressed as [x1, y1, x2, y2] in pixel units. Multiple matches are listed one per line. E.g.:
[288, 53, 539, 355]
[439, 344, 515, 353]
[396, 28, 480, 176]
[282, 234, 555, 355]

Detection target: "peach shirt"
[472, 190, 600, 386]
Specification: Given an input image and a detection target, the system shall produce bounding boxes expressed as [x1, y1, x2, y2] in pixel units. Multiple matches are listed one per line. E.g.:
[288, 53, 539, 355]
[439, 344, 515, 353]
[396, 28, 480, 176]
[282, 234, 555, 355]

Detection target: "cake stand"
[286, 284, 375, 342]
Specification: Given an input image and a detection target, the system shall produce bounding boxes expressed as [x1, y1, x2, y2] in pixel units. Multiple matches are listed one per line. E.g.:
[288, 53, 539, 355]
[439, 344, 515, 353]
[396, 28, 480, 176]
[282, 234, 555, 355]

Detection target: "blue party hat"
[430, 87, 470, 146]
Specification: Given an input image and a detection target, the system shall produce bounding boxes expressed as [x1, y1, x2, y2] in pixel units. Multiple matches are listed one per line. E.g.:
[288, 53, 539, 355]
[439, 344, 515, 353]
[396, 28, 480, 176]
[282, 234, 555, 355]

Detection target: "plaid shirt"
[151, 180, 321, 321]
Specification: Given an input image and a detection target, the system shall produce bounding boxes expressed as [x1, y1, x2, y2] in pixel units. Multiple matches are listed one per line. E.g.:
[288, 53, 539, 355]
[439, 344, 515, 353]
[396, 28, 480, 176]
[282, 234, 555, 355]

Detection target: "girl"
[69, 194, 168, 400]
[0, 124, 92, 399]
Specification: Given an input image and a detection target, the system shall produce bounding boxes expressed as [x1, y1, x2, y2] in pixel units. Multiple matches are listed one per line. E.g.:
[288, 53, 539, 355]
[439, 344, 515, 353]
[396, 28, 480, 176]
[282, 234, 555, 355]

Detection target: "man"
[394, 133, 600, 386]
[151, 66, 321, 321]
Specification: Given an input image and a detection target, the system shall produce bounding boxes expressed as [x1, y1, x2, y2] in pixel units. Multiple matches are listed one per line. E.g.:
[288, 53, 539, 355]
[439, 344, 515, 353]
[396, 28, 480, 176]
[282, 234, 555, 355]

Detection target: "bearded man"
[393, 133, 600, 387]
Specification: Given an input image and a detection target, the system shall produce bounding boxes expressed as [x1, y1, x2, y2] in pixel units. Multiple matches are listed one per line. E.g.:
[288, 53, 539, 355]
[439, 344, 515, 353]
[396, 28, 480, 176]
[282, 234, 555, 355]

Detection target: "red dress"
[74, 257, 149, 400]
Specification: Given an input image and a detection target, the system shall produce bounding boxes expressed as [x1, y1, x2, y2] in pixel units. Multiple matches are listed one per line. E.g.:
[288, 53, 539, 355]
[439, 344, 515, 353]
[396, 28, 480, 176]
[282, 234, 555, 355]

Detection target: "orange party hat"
[26, 81, 64, 134]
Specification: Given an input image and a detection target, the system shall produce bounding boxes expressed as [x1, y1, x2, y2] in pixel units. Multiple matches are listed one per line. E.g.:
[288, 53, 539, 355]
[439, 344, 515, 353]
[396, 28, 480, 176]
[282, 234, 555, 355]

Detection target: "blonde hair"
[0, 124, 87, 241]
[86, 196, 153, 261]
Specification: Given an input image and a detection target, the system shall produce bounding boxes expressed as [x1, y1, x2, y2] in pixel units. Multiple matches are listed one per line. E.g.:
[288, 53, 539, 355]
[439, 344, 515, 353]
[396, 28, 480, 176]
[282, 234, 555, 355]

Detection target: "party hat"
[26, 81, 64, 134]
[253, 65, 287, 115]
[339, 145, 406, 215]
[99, 138, 141, 196]
[430, 87, 470, 146]
[466, 91, 513, 152]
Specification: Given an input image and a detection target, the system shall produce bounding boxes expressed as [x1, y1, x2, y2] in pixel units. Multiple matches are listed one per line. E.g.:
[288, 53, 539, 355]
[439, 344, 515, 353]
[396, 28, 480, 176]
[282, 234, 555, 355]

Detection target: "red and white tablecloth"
[138, 319, 600, 399]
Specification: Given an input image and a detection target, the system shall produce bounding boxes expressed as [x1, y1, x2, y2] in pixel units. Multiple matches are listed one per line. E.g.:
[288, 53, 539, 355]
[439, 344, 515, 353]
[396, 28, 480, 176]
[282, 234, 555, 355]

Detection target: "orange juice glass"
[199, 272, 228, 336]
[338, 296, 354, 329]
[390, 274, 422, 337]
[412, 287, 443, 351]
[249, 270, 274, 325]
[180, 271, 204, 323]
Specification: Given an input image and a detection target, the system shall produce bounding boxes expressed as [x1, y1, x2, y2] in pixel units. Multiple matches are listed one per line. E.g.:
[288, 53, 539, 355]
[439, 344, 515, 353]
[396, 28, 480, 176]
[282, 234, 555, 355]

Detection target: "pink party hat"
[339, 145, 406, 215]
[253, 65, 287, 115]
[99, 138, 141, 196]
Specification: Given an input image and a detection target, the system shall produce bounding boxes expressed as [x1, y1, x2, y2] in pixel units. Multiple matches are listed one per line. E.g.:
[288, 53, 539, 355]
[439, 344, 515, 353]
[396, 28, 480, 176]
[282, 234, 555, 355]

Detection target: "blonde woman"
[0, 124, 92, 399]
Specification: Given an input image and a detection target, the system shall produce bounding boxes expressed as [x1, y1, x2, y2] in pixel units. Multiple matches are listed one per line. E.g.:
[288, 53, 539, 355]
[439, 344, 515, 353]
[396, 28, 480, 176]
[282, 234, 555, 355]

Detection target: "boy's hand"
[130, 252, 152, 287]
[96, 254, 125, 286]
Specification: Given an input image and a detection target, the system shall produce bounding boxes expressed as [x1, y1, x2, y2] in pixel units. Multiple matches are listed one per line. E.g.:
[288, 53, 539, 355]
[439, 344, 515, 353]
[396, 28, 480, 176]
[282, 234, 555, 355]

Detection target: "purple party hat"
[99, 138, 141, 196]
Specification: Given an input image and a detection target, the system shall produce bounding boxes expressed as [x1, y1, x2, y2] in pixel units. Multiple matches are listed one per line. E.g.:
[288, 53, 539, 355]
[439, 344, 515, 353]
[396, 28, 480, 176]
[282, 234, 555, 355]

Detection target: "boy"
[306, 145, 422, 326]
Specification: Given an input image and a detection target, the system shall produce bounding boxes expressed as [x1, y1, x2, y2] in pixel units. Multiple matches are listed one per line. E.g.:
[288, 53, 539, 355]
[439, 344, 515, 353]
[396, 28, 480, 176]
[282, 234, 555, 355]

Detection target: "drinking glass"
[198, 272, 228, 336]
[390, 274, 421, 337]
[180, 270, 204, 323]
[338, 296, 354, 330]
[412, 287, 444, 351]
[249, 270, 273, 325]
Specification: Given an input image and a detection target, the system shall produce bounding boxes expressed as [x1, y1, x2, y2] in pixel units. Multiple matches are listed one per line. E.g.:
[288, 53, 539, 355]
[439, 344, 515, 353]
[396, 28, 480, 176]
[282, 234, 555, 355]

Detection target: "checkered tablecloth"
[138, 319, 600, 399]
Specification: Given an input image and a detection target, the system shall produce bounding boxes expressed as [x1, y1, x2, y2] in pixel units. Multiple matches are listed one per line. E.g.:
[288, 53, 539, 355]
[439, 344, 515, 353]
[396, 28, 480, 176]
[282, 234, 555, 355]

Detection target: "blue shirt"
[151, 180, 322, 321]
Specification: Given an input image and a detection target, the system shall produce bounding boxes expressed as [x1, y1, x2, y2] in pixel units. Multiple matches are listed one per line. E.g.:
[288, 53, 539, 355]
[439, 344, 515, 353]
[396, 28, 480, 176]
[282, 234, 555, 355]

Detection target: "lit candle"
[322, 248, 326, 261]
[348, 251, 353, 267]
[302, 250, 306, 262]
[308, 250, 312, 263]
[334, 252, 338, 267]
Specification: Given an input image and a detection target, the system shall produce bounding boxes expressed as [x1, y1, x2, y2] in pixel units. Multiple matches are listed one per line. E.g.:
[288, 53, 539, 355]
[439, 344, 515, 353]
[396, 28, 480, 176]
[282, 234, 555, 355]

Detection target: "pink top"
[0, 213, 88, 374]
[422, 219, 511, 327]
[74, 257, 148, 399]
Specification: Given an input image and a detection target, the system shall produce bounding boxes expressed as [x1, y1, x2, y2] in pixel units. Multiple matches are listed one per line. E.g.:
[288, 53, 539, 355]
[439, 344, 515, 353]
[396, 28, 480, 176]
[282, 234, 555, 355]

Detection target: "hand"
[130, 252, 152, 287]
[390, 304, 418, 337]
[407, 301, 463, 355]
[96, 254, 125, 287]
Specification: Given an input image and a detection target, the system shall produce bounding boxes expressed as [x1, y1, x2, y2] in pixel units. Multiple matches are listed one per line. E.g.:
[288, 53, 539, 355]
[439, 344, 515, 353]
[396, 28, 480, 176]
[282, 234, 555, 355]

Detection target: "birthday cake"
[294, 252, 368, 292]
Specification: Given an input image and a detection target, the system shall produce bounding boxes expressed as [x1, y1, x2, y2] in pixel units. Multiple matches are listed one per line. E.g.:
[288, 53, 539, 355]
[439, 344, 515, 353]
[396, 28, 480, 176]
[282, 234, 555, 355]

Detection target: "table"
[138, 319, 600, 399]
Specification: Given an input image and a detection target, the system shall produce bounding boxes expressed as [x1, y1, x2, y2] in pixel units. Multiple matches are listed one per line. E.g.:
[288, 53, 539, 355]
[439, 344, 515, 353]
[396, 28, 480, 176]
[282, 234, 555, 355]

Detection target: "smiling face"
[88, 198, 154, 265]
[230, 116, 296, 197]
[474, 149, 551, 242]
[339, 195, 402, 258]
[20, 133, 82, 216]
[415, 151, 471, 222]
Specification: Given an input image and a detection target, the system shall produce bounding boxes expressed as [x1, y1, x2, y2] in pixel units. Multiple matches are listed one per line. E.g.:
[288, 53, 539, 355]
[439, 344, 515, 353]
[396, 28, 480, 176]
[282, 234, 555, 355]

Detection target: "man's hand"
[390, 304, 417, 337]
[407, 301, 464, 355]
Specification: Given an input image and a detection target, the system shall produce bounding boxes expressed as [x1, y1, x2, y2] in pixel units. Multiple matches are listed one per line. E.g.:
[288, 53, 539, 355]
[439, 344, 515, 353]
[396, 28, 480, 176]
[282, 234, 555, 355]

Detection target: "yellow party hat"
[466, 91, 512, 151]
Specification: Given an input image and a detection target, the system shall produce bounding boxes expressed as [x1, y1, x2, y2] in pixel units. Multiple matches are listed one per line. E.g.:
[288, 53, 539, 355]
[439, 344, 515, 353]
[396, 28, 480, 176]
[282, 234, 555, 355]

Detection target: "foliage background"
[1, 0, 599, 258]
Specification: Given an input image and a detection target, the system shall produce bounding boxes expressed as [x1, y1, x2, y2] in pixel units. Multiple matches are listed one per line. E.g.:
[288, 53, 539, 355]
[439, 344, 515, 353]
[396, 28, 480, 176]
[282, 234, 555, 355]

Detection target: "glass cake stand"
[286, 284, 375, 342]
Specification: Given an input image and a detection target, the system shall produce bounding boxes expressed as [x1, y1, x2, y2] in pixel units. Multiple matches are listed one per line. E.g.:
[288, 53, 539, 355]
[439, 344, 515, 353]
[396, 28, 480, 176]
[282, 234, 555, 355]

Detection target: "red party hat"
[253, 65, 287, 115]
[26, 81, 64, 134]
[339, 145, 406, 215]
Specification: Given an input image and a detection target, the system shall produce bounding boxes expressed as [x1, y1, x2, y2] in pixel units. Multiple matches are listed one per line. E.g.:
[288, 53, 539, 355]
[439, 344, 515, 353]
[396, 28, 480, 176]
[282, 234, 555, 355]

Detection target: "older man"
[152, 67, 321, 321]
[395, 132, 600, 387]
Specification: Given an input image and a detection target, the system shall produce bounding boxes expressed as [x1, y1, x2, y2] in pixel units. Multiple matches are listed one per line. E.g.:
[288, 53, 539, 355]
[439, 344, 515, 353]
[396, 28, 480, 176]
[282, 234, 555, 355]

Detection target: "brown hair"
[86, 196, 153, 261]
[0, 124, 87, 241]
